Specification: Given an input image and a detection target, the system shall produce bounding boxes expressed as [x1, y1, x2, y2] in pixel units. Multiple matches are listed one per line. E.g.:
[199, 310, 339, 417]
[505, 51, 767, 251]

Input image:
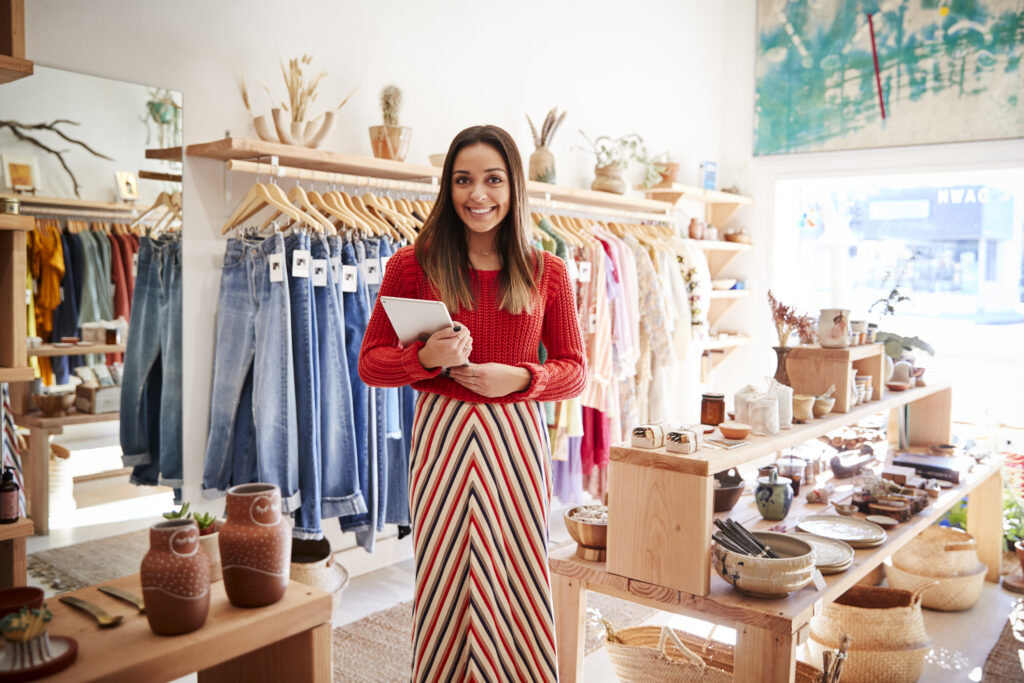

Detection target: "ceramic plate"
[75, 340, 95, 346]
[796, 515, 887, 546]
[865, 514, 899, 528]
[788, 532, 855, 568]
[53, 342, 73, 348]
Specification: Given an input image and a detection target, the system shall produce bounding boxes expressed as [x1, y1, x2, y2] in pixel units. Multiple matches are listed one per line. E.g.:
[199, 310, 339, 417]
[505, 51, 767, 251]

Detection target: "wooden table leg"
[551, 571, 585, 683]
[734, 624, 796, 683]
[197, 621, 331, 683]
[968, 466, 1004, 582]
[0, 537, 26, 587]
[24, 426, 52, 536]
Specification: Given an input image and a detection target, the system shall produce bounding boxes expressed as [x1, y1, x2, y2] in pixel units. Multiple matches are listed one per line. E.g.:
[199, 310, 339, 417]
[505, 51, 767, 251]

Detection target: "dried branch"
[0, 119, 113, 198]
[767, 289, 811, 348]
[526, 114, 540, 147]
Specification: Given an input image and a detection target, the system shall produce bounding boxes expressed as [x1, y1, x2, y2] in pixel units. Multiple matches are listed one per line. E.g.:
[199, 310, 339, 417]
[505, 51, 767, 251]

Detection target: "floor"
[25, 422, 1015, 681]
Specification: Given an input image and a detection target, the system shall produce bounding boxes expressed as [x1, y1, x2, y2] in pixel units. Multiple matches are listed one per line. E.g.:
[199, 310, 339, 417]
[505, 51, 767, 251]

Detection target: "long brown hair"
[415, 125, 541, 315]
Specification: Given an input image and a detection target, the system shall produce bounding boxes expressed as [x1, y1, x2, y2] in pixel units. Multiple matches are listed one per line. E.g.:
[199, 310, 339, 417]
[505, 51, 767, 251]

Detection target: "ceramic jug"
[817, 308, 850, 348]
[755, 470, 793, 521]
[140, 519, 210, 635]
[219, 483, 291, 607]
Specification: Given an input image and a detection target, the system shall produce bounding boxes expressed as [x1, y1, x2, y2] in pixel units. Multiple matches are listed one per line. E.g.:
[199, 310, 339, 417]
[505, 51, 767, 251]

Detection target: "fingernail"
[453, 325, 462, 332]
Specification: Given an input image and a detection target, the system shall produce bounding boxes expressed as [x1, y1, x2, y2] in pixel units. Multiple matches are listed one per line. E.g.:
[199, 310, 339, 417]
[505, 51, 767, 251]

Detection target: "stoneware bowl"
[0, 586, 44, 619]
[813, 396, 836, 417]
[564, 506, 607, 561]
[718, 421, 751, 440]
[834, 503, 858, 516]
[713, 468, 745, 513]
[712, 531, 815, 598]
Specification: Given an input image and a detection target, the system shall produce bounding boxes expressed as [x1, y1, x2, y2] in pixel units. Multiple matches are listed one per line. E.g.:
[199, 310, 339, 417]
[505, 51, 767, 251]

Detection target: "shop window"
[773, 169, 1024, 428]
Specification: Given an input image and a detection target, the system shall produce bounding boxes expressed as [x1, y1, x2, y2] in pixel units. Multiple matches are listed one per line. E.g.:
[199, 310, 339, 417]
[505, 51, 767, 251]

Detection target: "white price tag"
[25, 288, 31, 306]
[311, 259, 328, 287]
[565, 258, 579, 281]
[380, 255, 390, 277]
[292, 249, 311, 278]
[330, 257, 341, 282]
[132, 253, 139, 278]
[364, 260, 381, 285]
[811, 569, 827, 592]
[268, 253, 285, 282]
[341, 265, 358, 292]
[578, 261, 592, 283]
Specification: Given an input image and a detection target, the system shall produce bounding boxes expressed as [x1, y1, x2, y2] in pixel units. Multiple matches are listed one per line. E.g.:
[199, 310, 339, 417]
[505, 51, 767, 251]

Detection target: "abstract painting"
[754, 0, 1024, 155]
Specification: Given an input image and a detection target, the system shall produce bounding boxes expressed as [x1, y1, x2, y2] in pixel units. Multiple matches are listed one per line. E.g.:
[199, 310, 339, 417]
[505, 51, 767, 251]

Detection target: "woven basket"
[892, 525, 978, 576]
[885, 562, 986, 611]
[806, 637, 930, 683]
[605, 626, 821, 683]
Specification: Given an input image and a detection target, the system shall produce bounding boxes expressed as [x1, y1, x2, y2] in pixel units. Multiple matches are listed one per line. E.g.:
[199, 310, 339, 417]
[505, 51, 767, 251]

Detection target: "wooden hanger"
[364, 193, 417, 242]
[222, 182, 306, 235]
[309, 190, 359, 234]
[340, 191, 391, 237]
[285, 184, 335, 234]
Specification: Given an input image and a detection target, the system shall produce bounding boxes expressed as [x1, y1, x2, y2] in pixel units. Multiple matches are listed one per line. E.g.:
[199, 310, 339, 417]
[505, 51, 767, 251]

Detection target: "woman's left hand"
[448, 363, 531, 398]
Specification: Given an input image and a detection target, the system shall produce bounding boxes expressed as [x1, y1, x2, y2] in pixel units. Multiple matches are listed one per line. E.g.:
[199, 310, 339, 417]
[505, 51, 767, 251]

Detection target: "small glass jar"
[701, 393, 726, 426]
[0, 197, 20, 215]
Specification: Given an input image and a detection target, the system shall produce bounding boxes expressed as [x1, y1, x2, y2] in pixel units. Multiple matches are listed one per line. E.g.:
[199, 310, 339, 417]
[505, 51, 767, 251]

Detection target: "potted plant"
[369, 84, 412, 162]
[578, 130, 645, 194]
[638, 150, 675, 189]
[767, 290, 815, 386]
[193, 510, 223, 582]
[869, 253, 933, 381]
[525, 107, 567, 183]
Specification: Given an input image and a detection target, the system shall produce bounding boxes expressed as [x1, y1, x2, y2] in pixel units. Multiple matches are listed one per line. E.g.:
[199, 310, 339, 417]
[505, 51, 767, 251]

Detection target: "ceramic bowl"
[886, 381, 911, 392]
[834, 503, 858, 516]
[713, 469, 745, 513]
[718, 421, 751, 440]
[711, 278, 737, 291]
[813, 396, 836, 417]
[723, 231, 751, 244]
[564, 506, 607, 553]
[428, 153, 446, 167]
[32, 392, 76, 417]
[0, 587, 44, 620]
[712, 531, 816, 598]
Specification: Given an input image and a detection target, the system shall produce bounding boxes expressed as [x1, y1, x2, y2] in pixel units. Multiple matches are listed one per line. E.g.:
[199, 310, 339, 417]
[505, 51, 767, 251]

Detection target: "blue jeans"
[316, 237, 366, 519]
[286, 232, 323, 539]
[202, 234, 300, 512]
[120, 236, 183, 490]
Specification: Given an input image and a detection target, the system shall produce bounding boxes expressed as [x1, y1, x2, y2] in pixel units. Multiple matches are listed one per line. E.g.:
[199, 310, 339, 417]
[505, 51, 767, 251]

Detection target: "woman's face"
[450, 143, 511, 237]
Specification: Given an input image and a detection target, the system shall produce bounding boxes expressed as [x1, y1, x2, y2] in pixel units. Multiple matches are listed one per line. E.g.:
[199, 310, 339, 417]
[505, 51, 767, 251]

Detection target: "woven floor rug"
[982, 598, 1024, 682]
[28, 528, 149, 593]
[332, 592, 656, 683]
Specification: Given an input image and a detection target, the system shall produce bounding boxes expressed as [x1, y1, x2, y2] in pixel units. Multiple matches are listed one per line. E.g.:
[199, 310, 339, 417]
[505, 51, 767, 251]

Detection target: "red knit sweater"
[358, 245, 587, 404]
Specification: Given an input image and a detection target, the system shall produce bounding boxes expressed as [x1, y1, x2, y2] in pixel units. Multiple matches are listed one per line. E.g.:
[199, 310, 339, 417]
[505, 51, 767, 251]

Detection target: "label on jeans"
[578, 260, 592, 282]
[292, 249, 311, 278]
[380, 255, 390, 277]
[341, 265, 358, 292]
[330, 257, 341, 282]
[364, 260, 381, 285]
[132, 253, 138, 278]
[268, 253, 285, 282]
[311, 259, 328, 287]
[565, 258, 579, 281]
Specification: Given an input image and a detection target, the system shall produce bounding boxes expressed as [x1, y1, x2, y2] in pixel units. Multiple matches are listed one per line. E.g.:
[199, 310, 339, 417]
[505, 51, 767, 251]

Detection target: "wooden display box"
[75, 384, 121, 413]
[785, 343, 884, 413]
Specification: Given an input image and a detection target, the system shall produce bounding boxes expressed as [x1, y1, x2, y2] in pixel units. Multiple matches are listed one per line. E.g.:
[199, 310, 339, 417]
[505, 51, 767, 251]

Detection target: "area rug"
[982, 599, 1024, 681]
[332, 592, 657, 682]
[28, 528, 149, 593]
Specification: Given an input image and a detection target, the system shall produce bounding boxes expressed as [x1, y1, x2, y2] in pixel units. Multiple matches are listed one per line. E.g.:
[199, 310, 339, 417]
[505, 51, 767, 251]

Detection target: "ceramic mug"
[818, 309, 851, 348]
[792, 394, 814, 422]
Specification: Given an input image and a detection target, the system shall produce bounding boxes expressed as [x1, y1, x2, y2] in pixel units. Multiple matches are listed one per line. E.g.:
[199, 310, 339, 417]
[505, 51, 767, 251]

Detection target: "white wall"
[714, 0, 1024, 404]
[0, 65, 177, 204]
[24, 0, 730, 569]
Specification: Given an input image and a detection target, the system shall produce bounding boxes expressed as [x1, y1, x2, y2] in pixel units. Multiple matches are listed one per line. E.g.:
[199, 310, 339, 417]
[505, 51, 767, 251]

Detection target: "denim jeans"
[315, 237, 366, 519]
[120, 236, 183, 489]
[202, 234, 300, 512]
[286, 232, 323, 539]
[362, 239, 388, 543]
[50, 232, 79, 385]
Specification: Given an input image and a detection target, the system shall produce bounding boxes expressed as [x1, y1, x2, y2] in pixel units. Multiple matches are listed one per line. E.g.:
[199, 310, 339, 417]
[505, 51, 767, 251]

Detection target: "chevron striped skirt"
[409, 392, 558, 683]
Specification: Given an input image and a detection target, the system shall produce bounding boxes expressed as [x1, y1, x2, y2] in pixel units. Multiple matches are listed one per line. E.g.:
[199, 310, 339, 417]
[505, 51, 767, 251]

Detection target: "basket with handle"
[885, 562, 986, 611]
[603, 622, 821, 682]
[891, 525, 979, 576]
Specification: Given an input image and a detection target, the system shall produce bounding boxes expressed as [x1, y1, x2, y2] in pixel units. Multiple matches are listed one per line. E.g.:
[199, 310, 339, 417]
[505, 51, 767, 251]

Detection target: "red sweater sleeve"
[513, 255, 587, 402]
[358, 249, 443, 388]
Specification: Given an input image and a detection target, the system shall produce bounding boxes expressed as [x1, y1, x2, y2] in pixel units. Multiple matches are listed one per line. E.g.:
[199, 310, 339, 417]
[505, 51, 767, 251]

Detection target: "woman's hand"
[448, 363, 531, 398]
[418, 325, 472, 370]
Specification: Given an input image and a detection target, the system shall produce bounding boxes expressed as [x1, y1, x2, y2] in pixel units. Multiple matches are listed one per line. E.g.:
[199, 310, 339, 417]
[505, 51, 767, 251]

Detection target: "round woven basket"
[806, 636, 930, 683]
[885, 562, 986, 611]
[892, 526, 978, 576]
[605, 626, 821, 683]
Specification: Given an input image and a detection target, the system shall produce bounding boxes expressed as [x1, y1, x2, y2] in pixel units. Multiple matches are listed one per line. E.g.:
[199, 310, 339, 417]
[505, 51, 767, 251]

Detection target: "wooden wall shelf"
[0, 367, 32, 382]
[28, 343, 126, 357]
[644, 183, 753, 225]
[0, 213, 32, 232]
[145, 146, 183, 162]
[0, 193, 138, 213]
[0, 53, 31, 84]
[14, 408, 119, 430]
[705, 334, 749, 352]
[138, 170, 182, 183]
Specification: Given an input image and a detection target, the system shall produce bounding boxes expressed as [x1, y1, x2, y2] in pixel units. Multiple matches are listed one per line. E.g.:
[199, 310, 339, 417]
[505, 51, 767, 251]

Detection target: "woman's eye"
[488, 176, 504, 184]
[454, 177, 468, 185]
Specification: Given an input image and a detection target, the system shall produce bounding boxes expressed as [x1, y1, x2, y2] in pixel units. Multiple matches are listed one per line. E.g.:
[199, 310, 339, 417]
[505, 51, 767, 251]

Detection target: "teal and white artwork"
[754, 0, 1024, 155]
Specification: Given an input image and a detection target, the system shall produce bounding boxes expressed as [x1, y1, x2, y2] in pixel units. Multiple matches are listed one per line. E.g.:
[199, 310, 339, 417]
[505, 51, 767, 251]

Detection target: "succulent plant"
[192, 511, 218, 535]
[163, 502, 190, 520]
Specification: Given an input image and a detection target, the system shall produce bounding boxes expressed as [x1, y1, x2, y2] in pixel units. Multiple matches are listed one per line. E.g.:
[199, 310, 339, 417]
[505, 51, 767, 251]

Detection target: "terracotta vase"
[590, 163, 627, 194]
[773, 346, 791, 386]
[140, 519, 210, 635]
[198, 520, 224, 582]
[688, 218, 705, 240]
[654, 162, 679, 187]
[368, 125, 412, 161]
[219, 483, 291, 607]
[529, 147, 555, 183]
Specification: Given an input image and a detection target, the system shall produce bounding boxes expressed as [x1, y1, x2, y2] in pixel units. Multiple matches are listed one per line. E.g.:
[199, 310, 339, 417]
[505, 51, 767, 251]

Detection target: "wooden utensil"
[59, 596, 123, 628]
[98, 585, 146, 613]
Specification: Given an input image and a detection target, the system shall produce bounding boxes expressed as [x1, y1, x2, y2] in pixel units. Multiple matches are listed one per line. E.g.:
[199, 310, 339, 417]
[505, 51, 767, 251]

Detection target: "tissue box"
[75, 385, 121, 414]
[630, 424, 666, 449]
[665, 426, 703, 454]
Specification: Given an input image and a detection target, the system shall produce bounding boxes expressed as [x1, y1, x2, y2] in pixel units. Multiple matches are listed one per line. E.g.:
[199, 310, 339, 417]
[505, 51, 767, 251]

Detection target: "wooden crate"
[607, 449, 713, 596]
[785, 343, 884, 413]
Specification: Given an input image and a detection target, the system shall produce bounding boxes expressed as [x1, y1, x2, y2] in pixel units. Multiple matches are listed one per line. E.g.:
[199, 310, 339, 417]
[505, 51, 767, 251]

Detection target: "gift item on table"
[733, 384, 759, 424]
[631, 423, 666, 449]
[805, 482, 835, 504]
[748, 396, 780, 435]
[892, 452, 971, 484]
[665, 425, 703, 454]
[765, 378, 793, 429]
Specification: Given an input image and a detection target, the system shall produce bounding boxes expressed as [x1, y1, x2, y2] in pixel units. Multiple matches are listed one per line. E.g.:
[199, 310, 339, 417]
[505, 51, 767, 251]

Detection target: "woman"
[359, 124, 586, 682]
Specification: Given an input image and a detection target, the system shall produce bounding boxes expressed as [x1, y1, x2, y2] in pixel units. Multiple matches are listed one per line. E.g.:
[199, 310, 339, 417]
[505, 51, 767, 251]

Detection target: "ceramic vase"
[529, 147, 555, 183]
[688, 218, 705, 240]
[590, 163, 627, 194]
[654, 162, 679, 187]
[219, 483, 291, 607]
[198, 520, 224, 582]
[368, 125, 412, 162]
[773, 346, 791, 386]
[817, 308, 850, 348]
[755, 471, 793, 521]
[140, 519, 210, 635]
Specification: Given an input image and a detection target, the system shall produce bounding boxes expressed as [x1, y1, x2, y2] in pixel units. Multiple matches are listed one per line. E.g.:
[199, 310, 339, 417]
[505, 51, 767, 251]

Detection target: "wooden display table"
[41, 573, 332, 682]
[0, 518, 33, 587]
[15, 410, 121, 535]
[552, 381, 1004, 682]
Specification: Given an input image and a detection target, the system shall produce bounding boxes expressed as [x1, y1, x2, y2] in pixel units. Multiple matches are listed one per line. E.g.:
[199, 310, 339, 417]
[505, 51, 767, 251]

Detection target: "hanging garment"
[50, 230, 80, 385]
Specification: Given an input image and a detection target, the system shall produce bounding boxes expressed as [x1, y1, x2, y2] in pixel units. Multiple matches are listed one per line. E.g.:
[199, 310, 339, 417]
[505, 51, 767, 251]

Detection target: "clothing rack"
[224, 159, 673, 225]
[17, 206, 140, 221]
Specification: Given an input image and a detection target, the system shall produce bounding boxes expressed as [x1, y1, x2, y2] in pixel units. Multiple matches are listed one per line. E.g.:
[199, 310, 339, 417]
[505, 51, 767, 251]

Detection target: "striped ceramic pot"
[219, 483, 291, 607]
[140, 519, 210, 635]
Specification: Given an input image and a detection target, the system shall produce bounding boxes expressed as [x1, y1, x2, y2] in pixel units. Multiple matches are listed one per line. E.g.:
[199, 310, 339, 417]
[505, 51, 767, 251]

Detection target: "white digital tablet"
[380, 296, 454, 345]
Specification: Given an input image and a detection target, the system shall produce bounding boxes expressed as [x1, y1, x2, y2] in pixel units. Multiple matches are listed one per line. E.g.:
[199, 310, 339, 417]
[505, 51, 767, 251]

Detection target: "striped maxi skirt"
[409, 392, 558, 683]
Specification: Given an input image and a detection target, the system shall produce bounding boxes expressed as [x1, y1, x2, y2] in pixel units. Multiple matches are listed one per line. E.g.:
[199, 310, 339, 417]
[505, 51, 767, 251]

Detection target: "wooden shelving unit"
[186, 137, 674, 215]
[697, 240, 751, 279]
[0, 193, 138, 214]
[644, 182, 753, 225]
[145, 146, 183, 162]
[28, 343, 126, 357]
[0, 53, 31, 83]
[138, 170, 182, 183]
[0, 1, 32, 84]
[0, 213, 33, 382]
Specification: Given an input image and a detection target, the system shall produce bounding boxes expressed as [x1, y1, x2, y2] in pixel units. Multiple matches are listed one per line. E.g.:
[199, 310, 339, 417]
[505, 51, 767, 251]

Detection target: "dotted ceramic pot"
[140, 519, 211, 635]
[219, 483, 291, 607]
